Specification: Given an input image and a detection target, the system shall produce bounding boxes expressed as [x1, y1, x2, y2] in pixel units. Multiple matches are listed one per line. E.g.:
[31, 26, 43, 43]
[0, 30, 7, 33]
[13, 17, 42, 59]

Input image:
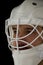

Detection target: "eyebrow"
[26, 27, 33, 30]
[12, 27, 33, 30]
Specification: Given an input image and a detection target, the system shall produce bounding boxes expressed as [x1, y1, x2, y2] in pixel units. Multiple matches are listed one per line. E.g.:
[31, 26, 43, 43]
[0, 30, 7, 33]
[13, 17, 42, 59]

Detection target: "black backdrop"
[0, 0, 24, 65]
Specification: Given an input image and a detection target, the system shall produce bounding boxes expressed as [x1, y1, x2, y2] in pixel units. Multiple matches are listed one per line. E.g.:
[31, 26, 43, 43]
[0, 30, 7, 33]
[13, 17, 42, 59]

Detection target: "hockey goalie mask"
[5, 0, 43, 65]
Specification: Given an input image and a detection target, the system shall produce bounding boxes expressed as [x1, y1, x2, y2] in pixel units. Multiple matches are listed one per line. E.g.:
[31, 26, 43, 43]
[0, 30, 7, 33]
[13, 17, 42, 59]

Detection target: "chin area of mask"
[12, 44, 43, 65]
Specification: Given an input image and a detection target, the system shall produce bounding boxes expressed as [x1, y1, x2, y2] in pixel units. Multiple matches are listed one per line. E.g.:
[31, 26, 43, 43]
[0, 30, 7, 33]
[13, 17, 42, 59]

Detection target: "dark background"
[0, 0, 24, 65]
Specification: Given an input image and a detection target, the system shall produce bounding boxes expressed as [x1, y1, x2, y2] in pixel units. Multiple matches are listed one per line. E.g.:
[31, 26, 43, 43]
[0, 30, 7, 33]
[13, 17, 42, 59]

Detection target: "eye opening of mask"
[7, 24, 35, 39]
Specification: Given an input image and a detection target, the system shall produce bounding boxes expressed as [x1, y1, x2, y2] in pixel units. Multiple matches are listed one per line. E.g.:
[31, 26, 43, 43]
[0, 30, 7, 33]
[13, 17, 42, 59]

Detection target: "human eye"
[26, 28, 33, 33]
[26, 30, 31, 33]
[14, 30, 17, 34]
[12, 27, 17, 34]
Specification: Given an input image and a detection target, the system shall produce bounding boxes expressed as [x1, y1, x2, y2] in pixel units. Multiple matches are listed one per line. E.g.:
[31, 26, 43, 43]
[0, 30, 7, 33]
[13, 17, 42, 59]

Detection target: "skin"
[9, 25, 43, 50]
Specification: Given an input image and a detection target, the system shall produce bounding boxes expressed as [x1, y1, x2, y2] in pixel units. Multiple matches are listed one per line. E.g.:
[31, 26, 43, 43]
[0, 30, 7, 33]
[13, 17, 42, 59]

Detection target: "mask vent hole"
[32, 2, 37, 6]
[9, 45, 12, 49]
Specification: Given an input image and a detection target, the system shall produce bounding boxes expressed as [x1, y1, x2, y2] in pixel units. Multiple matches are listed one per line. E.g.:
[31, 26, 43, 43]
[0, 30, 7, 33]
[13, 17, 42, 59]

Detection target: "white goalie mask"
[5, 0, 43, 65]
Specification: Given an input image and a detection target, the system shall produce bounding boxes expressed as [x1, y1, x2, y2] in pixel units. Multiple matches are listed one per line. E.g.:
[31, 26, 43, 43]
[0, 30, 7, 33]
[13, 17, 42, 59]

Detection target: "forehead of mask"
[8, 0, 43, 26]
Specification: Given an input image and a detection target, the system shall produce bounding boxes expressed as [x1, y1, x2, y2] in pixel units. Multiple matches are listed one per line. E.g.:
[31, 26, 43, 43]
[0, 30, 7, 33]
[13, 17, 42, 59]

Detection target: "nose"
[18, 31, 23, 37]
